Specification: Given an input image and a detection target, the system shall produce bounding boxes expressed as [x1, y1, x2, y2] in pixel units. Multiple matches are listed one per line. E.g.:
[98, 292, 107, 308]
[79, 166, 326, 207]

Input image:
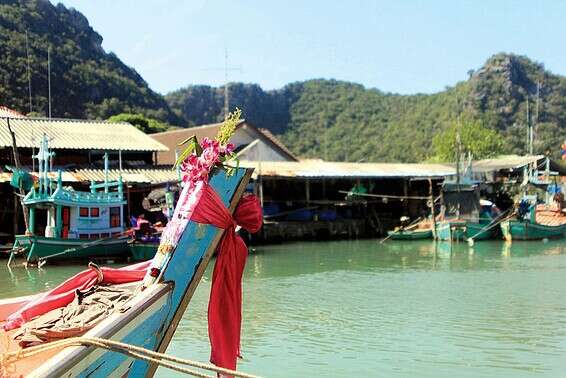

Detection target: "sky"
[54, 0, 566, 95]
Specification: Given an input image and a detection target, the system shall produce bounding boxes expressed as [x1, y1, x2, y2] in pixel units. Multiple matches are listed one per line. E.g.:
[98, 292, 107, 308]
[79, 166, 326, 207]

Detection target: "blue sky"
[55, 0, 565, 95]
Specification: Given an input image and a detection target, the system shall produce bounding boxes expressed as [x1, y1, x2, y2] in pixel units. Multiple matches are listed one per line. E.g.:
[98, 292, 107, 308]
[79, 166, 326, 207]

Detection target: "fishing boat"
[500, 159, 566, 241]
[8, 136, 130, 265]
[0, 114, 260, 376]
[501, 205, 566, 240]
[435, 184, 498, 241]
[387, 219, 433, 240]
[500, 192, 566, 241]
[128, 185, 179, 262]
[387, 228, 433, 240]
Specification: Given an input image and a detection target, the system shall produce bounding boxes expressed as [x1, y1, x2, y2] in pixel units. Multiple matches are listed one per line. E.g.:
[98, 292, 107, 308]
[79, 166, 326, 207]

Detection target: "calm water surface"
[2, 239, 566, 377]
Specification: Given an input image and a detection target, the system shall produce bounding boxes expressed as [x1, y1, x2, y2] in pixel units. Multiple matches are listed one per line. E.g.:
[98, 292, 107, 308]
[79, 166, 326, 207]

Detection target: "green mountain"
[167, 54, 566, 162]
[1, 1, 564, 162]
[0, 0, 178, 122]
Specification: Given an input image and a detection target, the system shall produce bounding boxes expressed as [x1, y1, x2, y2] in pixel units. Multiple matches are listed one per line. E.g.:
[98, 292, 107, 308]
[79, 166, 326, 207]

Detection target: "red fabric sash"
[192, 184, 262, 372]
[3, 261, 151, 331]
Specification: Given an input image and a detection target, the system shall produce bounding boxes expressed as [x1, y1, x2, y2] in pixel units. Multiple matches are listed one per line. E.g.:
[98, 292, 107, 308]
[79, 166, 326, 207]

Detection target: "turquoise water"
[2, 239, 566, 377]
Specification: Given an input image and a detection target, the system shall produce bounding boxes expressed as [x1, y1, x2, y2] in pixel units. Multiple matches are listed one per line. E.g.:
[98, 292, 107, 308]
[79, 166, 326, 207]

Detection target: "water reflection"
[1, 239, 566, 377]
[246, 238, 566, 278]
[161, 239, 566, 377]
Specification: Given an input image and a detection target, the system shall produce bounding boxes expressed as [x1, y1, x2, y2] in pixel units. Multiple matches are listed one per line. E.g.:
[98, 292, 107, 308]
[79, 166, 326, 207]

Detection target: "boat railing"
[58, 189, 124, 204]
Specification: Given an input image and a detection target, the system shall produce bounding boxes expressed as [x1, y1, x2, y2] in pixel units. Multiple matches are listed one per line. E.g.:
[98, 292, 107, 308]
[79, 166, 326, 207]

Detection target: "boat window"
[90, 233, 99, 239]
[110, 207, 121, 228]
[90, 208, 100, 217]
[112, 232, 121, 237]
[79, 207, 89, 217]
[79, 234, 89, 239]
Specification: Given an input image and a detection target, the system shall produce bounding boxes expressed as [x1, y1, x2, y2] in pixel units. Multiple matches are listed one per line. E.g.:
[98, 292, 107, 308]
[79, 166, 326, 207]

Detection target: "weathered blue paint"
[76, 293, 172, 377]
[67, 168, 248, 377]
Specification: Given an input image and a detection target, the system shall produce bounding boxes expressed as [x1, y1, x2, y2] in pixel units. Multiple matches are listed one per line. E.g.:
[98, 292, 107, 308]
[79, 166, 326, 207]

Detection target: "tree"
[107, 113, 170, 134]
[432, 118, 505, 162]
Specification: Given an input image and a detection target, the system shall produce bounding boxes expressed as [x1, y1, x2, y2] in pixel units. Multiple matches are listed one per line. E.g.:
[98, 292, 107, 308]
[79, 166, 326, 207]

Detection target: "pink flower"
[200, 137, 213, 149]
[225, 143, 235, 154]
[219, 143, 235, 155]
[179, 138, 226, 183]
[200, 137, 219, 151]
[200, 146, 219, 167]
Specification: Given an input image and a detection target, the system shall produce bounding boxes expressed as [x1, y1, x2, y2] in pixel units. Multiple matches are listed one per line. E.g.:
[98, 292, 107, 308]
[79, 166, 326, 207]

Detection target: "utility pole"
[7, 118, 30, 233]
[534, 81, 541, 153]
[25, 31, 32, 114]
[202, 50, 243, 120]
[47, 46, 52, 119]
[223, 49, 228, 119]
[26, 31, 36, 171]
[535, 81, 540, 124]
[217, 49, 243, 119]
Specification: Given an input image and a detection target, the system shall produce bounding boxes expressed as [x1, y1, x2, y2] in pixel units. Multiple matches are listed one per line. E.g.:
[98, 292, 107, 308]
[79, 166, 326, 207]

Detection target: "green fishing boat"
[500, 159, 566, 241]
[387, 228, 433, 240]
[9, 136, 130, 264]
[435, 219, 494, 241]
[434, 183, 498, 242]
[501, 219, 566, 241]
[500, 199, 566, 241]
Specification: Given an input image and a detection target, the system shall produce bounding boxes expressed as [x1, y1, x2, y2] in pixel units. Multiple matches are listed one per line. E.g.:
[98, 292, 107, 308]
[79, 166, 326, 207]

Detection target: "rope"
[0, 336, 260, 378]
[339, 190, 440, 201]
[466, 206, 517, 246]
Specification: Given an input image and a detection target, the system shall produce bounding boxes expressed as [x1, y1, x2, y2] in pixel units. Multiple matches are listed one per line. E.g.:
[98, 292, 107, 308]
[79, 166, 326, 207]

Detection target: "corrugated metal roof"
[471, 155, 566, 176]
[0, 117, 168, 152]
[72, 168, 179, 184]
[471, 155, 545, 172]
[0, 167, 179, 185]
[0, 106, 26, 118]
[240, 160, 455, 179]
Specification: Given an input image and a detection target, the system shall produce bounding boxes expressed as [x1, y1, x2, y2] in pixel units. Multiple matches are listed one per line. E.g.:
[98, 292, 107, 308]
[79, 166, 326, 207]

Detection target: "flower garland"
[175, 108, 241, 184]
[142, 109, 243, 286]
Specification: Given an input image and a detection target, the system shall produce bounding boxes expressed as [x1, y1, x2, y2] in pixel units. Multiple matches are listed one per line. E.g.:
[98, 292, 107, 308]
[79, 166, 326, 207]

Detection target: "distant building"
[0, 114, 171, 239]
[0, 116, 167, 167]
[150, 120, 298, 165]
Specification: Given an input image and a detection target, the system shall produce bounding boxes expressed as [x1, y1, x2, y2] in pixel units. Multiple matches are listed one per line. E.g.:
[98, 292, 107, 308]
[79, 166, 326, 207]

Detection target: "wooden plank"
[145, 168, 253, 377]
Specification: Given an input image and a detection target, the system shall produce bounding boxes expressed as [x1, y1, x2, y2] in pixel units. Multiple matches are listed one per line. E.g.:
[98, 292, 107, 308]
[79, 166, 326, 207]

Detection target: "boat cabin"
[439, 183, 481, 222]
[23, 136, 126, 240]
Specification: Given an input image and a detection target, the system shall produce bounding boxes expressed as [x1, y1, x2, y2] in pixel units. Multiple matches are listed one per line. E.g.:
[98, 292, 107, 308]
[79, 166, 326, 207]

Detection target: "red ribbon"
[192, 184, 263, 372]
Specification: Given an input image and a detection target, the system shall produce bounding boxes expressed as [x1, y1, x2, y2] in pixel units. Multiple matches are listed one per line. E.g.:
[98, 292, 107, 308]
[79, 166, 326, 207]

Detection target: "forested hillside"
[1, 1, 565, 162]
[0, 0, 178, 122]
[167, 54, 566, 162]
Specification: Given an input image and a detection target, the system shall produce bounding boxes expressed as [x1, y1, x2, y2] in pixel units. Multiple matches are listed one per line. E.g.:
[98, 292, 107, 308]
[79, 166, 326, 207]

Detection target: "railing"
[29, 189, 123, 204]
[59, 190, 124, 204]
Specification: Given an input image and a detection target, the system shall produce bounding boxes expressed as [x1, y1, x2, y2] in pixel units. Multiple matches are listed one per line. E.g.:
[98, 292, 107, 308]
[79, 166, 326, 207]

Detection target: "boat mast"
[456, 115, 462, 191]
[104, 152, 109, 193]
[526, 94, 533, 155]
